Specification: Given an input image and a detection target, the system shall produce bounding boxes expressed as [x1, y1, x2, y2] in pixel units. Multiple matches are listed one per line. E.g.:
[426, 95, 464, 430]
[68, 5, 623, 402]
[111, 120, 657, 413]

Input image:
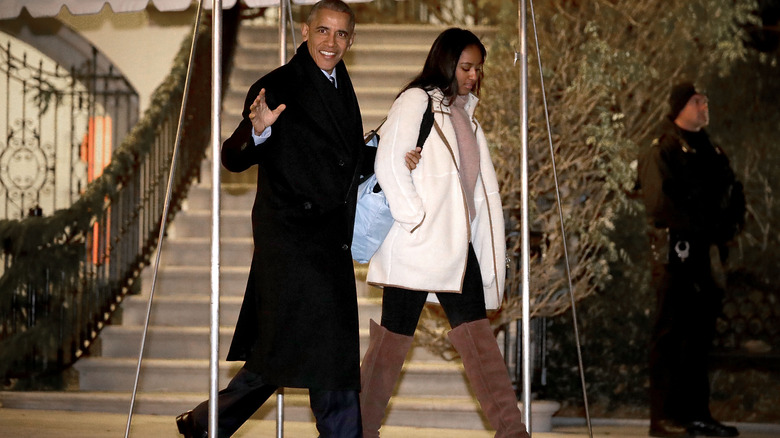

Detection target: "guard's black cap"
[669, 81, 700, 118]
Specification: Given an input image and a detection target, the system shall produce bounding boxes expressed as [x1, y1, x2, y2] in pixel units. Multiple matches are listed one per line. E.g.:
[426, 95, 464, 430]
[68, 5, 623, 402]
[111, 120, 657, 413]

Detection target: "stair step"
[206, 102, 389, 133]
[232, 44, 429, 71]
[0, 390, 492, 431]
[0, 390, 314, 422]
[229, 64, 419, 95]
[97, 323, 446, 363]
[156, 238, 252, 267]
[363, 24, 495, 43]
[184, 185, 256, 212]
[355, 86, 402, 115]
[168, 210, 252, 238]
[222, 88, 248, 117]
[98, 325, 236, 359]
[137, 266, 249, 297]
[74, 358, 472, 397]
[233, 42, 291, 67]
[136, 266, 380, 301]
[344, 44, 431, 67]
[384, 395, 488, 430]
[237, 23, 479, 47]
[120, 294, 382, 327]
[233, 23, 440, 50]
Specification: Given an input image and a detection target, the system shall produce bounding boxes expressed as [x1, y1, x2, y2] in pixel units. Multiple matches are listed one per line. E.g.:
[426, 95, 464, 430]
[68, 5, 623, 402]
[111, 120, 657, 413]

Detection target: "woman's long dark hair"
[401, 28, 487, 101]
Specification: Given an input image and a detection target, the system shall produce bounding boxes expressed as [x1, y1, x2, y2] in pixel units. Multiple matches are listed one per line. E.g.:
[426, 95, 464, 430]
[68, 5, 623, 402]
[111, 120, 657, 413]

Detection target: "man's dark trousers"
[189, 367, 362, 437]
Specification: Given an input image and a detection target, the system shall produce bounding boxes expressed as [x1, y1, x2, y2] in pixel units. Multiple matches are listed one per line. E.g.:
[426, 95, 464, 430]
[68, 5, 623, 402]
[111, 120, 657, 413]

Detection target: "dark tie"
[329, 76, 336, 88]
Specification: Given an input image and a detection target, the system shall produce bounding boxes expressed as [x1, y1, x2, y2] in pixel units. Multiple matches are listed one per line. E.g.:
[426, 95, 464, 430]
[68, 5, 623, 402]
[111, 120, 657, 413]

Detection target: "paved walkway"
[2, 408, 779, 438]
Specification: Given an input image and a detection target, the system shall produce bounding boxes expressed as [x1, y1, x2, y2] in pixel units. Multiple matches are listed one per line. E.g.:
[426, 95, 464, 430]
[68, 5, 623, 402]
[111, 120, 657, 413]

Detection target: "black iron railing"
[0, 29, 138, 221]
[0, 9, 238, 380]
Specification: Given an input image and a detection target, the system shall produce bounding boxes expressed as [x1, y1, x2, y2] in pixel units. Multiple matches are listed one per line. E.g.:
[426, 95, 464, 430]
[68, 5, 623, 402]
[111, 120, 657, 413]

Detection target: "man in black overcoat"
[176, 1, 369, 436]
[638, 82, 745, 438]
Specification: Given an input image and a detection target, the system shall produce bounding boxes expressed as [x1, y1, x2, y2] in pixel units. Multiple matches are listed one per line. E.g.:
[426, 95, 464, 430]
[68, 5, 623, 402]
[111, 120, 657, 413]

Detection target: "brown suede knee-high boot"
[448, 319, 529, 438]
[360, 319, 414, 438]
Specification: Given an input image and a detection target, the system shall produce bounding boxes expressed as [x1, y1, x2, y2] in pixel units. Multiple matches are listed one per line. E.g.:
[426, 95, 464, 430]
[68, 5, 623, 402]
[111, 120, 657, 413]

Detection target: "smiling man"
[175, 1, 368, 437]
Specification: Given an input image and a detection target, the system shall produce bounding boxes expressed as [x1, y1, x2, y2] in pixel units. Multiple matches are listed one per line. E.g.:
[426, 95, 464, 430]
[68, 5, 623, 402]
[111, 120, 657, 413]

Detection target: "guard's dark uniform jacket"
[638, 117, 744, 250]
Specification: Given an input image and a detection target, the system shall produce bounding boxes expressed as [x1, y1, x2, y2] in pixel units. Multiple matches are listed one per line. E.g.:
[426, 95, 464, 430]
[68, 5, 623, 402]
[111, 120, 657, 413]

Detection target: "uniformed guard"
[637, 81, 745, 438]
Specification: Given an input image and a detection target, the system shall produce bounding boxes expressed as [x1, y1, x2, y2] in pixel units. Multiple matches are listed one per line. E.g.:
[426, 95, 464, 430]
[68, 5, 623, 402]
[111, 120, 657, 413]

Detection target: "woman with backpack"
[361, 28, 529, 438]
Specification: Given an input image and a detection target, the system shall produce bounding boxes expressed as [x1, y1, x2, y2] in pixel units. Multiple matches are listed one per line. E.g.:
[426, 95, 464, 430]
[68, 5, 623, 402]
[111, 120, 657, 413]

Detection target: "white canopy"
[0, 0, 373, 20]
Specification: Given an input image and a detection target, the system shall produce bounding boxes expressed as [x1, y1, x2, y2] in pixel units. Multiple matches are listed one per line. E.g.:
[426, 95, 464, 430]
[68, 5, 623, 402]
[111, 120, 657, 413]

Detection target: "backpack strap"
[416, 93, 434, 151]
[371, 91, 433, 193]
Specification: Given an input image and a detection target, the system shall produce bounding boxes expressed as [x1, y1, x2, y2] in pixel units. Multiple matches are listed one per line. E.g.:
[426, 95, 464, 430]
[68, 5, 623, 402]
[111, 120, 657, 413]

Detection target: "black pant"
[380, 244, 487, 336]
[648, 233, 722, 423]
[190, 367, 362, 437]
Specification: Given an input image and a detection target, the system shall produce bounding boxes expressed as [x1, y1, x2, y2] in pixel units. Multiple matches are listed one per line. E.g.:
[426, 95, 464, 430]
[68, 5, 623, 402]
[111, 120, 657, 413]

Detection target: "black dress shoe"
[650, 419, 691, 437]
[176, 410, 207, 438]
[687, 419, 739, 437]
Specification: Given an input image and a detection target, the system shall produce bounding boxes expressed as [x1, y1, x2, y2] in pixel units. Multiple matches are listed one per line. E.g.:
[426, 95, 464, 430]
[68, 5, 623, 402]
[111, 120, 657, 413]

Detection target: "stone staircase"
[0, 22, 500, 432]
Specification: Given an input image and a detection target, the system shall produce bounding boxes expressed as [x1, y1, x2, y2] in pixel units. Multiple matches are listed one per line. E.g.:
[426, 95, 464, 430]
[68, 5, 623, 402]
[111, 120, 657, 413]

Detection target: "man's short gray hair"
[307, 0, 356, 33]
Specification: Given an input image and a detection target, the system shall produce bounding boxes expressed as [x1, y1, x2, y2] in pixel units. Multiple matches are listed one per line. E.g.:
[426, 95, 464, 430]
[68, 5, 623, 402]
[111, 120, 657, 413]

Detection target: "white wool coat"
[366, 87, 506, 309]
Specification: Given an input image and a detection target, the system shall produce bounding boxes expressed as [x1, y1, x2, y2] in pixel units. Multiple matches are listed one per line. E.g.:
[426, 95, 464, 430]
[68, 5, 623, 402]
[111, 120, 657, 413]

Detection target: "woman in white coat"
[361, 28, 529, 438]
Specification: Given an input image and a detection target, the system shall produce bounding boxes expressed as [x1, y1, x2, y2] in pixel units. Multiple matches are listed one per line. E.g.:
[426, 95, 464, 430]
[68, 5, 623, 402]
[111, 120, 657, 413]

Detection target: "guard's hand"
[248, 88, 286, 134]
[405, 147, 422, 171]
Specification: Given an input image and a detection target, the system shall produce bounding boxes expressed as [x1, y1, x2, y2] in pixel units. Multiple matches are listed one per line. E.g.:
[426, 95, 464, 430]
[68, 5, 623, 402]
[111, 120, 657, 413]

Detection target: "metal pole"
[280, 0, 288, 65]
[286, 0, 298, 50]
[123, 2, 203, 436]
[275, 2, 290, 436]
[209, 0, 223, 437]
[516, 0, 532, 432]
[527, 1, 592, 434]
[277, 388, 285, 437]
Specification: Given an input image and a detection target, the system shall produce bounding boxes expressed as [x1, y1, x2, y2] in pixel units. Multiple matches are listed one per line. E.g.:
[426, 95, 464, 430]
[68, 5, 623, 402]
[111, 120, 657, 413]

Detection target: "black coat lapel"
[287, 43, 364, 204]
[332, 61, 361, 147]
[290, 43, 361, 154]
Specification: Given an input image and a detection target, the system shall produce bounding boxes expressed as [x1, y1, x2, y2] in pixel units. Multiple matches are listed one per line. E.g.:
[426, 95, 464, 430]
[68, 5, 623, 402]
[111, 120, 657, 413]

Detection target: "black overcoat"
[222, 42, 367, 391]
